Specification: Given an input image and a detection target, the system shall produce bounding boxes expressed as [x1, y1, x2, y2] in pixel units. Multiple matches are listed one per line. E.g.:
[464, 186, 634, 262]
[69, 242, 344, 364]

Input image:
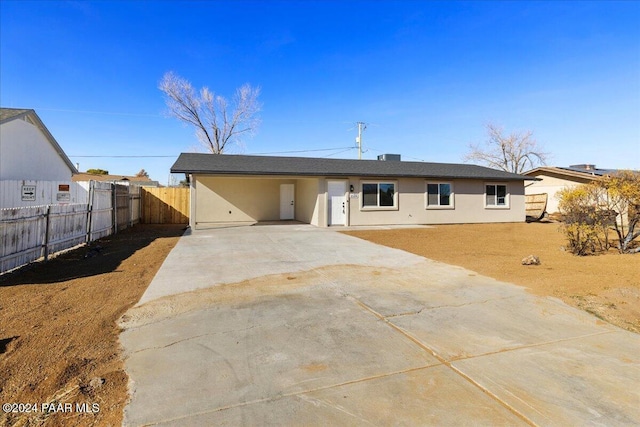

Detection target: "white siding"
[0, 180, 89, 209]
[0, 118, 74, 181]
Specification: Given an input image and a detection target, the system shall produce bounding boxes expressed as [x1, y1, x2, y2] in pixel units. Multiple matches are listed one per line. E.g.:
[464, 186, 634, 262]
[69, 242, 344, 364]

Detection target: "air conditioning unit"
[377, 154, 401, 161]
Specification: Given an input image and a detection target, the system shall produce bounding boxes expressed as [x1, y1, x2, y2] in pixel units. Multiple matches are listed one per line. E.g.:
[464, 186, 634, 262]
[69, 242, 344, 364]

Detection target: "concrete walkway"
[119, 224, 640, 426]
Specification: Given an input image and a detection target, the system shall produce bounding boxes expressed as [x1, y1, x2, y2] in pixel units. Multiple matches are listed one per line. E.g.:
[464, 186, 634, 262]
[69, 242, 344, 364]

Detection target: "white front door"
[280, 184, 295, 220]
[327, 181, 347, 226]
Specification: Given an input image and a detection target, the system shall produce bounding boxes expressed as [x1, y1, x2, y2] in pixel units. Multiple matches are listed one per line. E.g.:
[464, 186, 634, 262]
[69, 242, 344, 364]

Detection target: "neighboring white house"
[171, 153, 532, 229]
[523, 165, 617, 214]
[72, 172, 160, 187]
[0, 108, 77, 181]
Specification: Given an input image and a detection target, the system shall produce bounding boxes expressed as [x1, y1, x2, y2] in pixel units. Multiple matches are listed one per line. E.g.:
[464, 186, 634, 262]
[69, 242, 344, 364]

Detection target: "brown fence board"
[525, 193, 548, 220]
[141, 188, 189, 224]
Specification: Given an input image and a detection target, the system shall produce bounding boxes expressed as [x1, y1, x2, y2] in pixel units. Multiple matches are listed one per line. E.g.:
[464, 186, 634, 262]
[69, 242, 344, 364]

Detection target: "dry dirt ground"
[1, 222, 638, 427]
[0, 225, 184, 427]
[344, 222, 640, 334]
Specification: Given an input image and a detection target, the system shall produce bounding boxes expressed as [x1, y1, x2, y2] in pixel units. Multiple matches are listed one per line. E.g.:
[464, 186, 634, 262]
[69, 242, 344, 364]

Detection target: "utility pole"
[355, 122, 367, 160]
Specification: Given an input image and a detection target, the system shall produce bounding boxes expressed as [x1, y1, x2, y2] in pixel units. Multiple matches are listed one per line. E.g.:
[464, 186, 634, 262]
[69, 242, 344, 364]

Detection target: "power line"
[321, 148, 356, 158]
[248, 147, 353, 155]
[68, 155, 176, 158]
[32, 107, 161, 118]
[69, 147, 356, 158]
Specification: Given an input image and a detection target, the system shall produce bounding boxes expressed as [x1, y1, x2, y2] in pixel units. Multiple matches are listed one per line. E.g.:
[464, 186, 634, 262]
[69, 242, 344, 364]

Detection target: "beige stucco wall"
[525, 173, 592, 213]
[192, 175, 323, 228]
[295, 178, 322, 226]
[192, 174, 526, 228]
[346, 178, 525, 226]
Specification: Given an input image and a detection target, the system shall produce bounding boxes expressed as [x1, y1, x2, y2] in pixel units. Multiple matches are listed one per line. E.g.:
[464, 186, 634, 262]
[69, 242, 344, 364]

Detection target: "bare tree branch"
[159, 72, 261, 154]
[463, 124, 550, 174]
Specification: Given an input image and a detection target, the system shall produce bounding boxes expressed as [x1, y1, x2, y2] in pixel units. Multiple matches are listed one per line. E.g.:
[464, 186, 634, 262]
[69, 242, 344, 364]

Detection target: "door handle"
[290, 201, 294, 205]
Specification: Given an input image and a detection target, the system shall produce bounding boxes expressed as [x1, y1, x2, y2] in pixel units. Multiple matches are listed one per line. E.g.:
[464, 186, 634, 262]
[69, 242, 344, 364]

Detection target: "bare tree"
[464, 124, 549, 174]
[159, 71, 261, 154]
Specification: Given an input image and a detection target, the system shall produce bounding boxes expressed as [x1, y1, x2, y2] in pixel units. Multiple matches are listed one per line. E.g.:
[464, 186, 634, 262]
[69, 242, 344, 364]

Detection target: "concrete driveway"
[119, 224, 640, 426]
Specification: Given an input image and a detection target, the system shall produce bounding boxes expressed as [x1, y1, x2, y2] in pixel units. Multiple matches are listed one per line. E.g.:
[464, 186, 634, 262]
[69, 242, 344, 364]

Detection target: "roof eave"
[172, 169, 527, 181]
[524, 166, 603, 181]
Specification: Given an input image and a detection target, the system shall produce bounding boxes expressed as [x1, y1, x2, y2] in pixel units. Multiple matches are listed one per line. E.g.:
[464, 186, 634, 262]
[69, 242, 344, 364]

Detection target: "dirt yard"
[344, 222, 640, 334]
[1, 222, 638, 427]
[0, 225, 184, 427]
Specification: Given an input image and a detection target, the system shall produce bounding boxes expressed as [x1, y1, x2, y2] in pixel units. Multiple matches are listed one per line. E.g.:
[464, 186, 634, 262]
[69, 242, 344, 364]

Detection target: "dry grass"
[343, 222, 640, 333]
[0, 225, 184, 427]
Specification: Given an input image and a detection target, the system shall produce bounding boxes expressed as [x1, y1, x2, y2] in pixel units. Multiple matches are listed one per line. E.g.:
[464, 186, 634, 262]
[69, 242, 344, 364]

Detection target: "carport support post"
[189, 174, 196, 229]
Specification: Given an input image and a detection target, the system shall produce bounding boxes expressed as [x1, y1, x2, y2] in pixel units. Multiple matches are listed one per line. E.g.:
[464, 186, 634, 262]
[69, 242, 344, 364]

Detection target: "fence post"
[86, 180, 94, 243]
[112, 183, 117, 235]
[140, 187, 145, 224]
[43, 205, 51, 262]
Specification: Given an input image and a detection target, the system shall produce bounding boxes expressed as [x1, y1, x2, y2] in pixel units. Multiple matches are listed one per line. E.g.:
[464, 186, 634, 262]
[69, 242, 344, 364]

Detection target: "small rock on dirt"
[521, 255, 541, 265]
[89, 377, 105, 388]
[81, 377, 106, 394]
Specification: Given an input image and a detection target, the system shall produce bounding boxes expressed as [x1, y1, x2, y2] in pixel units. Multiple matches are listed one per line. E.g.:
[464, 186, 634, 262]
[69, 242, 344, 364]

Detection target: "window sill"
[485, 205, 510, 210]
[360, 206, 398, 212]
[426, 206, 455, 210]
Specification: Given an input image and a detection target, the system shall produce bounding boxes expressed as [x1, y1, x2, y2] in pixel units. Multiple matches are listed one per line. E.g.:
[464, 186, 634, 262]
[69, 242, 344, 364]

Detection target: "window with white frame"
[426, 182, 453, 208]
[485, 183, 508, 207]
[362, 182, 396, 208]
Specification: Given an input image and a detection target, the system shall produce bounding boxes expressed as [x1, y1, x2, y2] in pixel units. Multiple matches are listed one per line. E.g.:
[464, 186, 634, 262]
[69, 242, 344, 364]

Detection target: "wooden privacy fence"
[141, 187, 189, 224]
[525, 193, 548, 222]
[0, 182, 142, 274]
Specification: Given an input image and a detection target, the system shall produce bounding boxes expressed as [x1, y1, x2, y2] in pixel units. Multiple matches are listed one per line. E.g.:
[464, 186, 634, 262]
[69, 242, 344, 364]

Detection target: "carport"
[193, 175, 323, 227]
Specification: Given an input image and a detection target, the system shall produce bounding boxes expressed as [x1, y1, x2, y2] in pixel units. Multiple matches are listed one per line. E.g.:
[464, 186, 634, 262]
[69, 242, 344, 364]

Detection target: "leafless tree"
[159, 71, 261, 154]
[464, 124, 549, 174]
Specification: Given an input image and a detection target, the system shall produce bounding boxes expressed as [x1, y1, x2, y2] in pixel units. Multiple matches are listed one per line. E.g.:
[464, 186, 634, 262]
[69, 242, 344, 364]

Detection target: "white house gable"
[0, 109, 76, 181]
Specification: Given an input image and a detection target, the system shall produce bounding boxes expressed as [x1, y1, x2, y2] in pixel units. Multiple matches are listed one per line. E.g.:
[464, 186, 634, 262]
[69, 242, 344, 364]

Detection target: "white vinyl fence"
[0, 181, 141, 274]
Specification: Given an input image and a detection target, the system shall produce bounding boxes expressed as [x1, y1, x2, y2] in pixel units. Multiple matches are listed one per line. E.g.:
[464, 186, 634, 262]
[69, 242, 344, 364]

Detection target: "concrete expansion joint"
[348, 295, 539, 427]
[429, 295, 520, 310]
[383, 308, 426, 318]
[367, 296, 522, 321]
[141, 364, 443, 426]
[448, 329, 619, 363]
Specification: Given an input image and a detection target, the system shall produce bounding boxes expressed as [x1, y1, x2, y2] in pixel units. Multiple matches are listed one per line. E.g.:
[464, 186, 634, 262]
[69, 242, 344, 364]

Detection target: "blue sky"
[1, 0, 639, 184]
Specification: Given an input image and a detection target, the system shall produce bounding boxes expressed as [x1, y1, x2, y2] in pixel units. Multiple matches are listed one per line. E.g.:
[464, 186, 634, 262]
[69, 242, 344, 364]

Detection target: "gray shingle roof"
[171, 153, 530, 181]
[0, 108, 32, 123]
